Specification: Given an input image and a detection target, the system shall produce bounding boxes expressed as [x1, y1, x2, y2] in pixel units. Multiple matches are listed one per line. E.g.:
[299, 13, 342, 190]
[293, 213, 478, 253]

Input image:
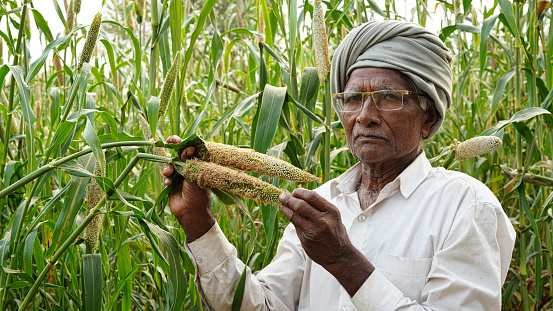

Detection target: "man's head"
[330, 20, 453, 141]
[338, 67, 439, 164]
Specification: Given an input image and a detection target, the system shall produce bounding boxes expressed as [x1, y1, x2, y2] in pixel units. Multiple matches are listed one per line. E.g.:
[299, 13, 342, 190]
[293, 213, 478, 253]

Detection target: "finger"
[292, 188, 335, 213]
[162, 163, 174, 176]
[166, 135, 182, 144]
[279, 203, 294, 221]
[180, 146, 196, 161]
[280, 191, 319, 220]
[163, 175, 172, 186]
[279, 202, 310, 230]
[280, 192, 319, 224]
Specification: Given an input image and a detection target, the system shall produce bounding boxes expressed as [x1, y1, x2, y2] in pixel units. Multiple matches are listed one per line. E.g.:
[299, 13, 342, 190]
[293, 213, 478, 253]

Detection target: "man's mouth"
[354, 131, 387, 140]
[356, 135, 386, 141]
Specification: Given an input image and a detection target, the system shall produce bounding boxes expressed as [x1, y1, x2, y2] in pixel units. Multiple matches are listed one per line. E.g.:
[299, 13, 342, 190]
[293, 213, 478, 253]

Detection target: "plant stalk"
[148, 0, 160, 97]
[322, 80, 331, 182]
[0, 141, 153, 200]
[0, 1, 29, 184]
[18, 153, 170, 310]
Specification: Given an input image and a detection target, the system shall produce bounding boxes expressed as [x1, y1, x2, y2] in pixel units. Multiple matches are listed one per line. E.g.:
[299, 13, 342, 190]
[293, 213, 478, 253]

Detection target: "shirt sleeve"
[185, 222, 306, 310]
[351, 201, 516, 311]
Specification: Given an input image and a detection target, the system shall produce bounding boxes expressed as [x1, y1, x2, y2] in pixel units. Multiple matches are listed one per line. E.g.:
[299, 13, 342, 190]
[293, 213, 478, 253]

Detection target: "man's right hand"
[162, 135, 215, 242]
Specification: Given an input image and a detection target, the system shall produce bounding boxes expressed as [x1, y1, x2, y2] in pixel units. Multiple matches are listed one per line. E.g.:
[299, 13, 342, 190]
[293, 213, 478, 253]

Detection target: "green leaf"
[3, 160, 18, 189]
[253, 85, 288, 154]
[9, 200, 28, 256]
[58, 160, 95, 177]
[103, 20, 142, 80]
[51, 0, 67, 29]
[261, 42, 290, 73]
[1, 267, 34, 283]
[518, 186, 539, 237]
[185, 31, 224, 137]
[488, 33, 514, 65]
[463, 0, 472, 15]
[44, 120, 75, 157]
[231, 266, 248, 311]
[367, 0, 385, 17]
[138, 219, 187, 311]
[497, 0, 520, 40]
[147, 96, 160, 137]
[439, 25, 457, 41]
[26, 27, 79, 83]
[156, 133, 203, 151]
[46, 154, 96, 258]
[222, 28, 263, 38]
[205, 93, 259, 141]
[169, 0, 182, 53]
[8, 65, 36, 172]
[455, 24, 479, 33]
[82, 254, 102, 311]
[83, 118, 105, 176]
[49, 87, 61, 127]
[491, 68, 515, 114]
[211, 188, 248, 209]
[183, 0, 218, 72]
[482, 107, 551, 135]
[99, 39, 118, 87]
[30, 9, 53, 42]
[480, 14, 499, 76]
[541, 84, 553, 110]
[298, 67, 319, 107]
[289, 97, 324, 125]
[108, 264, 148, 310]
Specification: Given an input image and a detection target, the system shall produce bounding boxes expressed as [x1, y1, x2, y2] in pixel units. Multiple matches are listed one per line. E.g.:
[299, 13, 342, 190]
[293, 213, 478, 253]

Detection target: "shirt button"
[197, 256, 203, 263]
[358, 215, 366, 222]
[341, 307, 347, 311]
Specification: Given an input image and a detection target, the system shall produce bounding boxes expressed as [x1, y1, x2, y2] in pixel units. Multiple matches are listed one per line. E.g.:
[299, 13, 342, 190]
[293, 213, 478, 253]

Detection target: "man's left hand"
[279, 189, 354, 268]
[279, 188, 374, 296]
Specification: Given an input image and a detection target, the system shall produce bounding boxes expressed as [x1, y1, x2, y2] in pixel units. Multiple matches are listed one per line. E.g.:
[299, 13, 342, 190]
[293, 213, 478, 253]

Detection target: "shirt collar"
[329, 151, 432, 200]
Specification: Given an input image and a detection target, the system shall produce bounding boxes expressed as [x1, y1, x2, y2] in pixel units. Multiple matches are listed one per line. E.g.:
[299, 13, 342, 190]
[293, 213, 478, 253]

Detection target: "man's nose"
[356, 96, 381, 125]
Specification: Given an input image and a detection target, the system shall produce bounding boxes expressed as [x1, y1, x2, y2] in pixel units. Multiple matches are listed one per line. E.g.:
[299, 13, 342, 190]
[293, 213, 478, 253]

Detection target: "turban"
[330, 20, 453, 140]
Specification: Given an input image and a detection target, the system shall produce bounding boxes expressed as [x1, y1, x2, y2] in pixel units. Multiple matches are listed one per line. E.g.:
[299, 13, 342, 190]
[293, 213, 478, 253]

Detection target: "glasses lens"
[373, 90, 404, 110]
[333, 92, 365, 113]
[333, 91, 405, 113]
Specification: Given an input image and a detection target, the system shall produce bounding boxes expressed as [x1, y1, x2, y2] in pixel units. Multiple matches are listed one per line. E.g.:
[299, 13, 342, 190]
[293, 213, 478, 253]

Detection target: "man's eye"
[380, 91, 402, 101]
[345, 94, 363, 103]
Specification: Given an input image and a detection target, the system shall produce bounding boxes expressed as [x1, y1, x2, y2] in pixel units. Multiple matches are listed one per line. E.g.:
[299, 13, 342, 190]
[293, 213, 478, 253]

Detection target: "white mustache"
[353, 127, 388, 139]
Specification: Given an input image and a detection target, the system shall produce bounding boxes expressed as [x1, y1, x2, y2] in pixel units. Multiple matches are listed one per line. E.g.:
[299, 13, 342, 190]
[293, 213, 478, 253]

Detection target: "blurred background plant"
[0, 0, 551, 309]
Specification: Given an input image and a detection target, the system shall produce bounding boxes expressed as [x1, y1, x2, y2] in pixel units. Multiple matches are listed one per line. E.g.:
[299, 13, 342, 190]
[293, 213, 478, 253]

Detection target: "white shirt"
[185, 152, 516, 310]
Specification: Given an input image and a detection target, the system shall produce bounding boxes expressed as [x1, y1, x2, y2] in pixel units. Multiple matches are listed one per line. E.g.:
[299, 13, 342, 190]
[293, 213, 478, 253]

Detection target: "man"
[162, 20, 515, 310]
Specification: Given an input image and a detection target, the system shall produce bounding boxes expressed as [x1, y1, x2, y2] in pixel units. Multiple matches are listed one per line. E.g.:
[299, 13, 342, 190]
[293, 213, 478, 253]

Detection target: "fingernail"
[279, 192, 289, 201]
[163, 164, 169, 171]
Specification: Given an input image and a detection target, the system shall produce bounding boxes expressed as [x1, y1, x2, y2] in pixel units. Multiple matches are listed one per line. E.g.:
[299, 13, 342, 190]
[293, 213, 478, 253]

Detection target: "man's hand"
[279, 189, 374, 296]
[162, 135, 215, 242]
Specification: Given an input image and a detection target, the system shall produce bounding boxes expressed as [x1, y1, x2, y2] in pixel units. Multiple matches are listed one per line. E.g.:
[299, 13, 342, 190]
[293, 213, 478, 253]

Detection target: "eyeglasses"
[332, 90, 427, 113]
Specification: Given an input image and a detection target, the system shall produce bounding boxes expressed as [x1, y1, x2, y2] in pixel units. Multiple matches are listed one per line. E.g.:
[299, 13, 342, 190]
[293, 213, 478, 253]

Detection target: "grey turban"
[330, 20, 453, 139]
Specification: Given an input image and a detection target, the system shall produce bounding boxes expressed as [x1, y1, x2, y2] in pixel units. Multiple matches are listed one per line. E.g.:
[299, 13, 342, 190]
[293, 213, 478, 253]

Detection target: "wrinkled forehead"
[344, 67, 416, 92]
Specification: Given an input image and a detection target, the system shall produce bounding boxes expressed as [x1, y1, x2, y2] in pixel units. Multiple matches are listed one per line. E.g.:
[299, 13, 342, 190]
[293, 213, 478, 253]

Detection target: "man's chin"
[351, 149, 389, 164]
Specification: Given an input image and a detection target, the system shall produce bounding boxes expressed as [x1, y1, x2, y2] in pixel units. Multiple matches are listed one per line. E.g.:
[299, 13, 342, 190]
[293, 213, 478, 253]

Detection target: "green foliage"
[0, 0, 551, 310]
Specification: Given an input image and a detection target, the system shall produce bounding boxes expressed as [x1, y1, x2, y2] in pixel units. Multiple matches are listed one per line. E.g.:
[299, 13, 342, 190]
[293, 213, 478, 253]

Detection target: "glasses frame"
[332, 90, 428, 112]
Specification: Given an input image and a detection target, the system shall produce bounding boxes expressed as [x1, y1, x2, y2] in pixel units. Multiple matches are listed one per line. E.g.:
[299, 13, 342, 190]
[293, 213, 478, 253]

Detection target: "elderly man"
[162, 20, 515, 310]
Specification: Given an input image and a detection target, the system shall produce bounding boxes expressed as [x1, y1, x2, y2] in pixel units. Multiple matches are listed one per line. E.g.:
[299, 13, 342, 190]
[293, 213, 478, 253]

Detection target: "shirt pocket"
[373, 251, 432, 302]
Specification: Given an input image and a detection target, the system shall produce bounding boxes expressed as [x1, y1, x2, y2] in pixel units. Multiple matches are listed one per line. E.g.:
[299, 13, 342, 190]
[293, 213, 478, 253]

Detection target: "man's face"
[342, 67, 436, 165]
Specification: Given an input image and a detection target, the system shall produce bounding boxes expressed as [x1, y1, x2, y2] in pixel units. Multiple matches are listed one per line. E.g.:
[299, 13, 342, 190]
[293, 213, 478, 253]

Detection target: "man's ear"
[421, 105, 439, 139]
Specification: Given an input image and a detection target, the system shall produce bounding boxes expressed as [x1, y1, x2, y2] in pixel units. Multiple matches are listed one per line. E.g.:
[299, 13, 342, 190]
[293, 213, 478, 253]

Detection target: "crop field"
[0, 0, 551, 310]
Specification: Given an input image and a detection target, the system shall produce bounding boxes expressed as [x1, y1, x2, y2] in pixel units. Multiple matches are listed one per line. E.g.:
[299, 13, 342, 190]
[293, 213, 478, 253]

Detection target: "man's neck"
[357, 149, 421, 210]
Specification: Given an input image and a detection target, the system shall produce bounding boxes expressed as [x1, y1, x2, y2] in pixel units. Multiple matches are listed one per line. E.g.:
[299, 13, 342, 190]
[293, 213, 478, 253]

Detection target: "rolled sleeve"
[185, 222, 235, 275]
[184, 222, 305, 311]
[351, 269, 403, 310]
